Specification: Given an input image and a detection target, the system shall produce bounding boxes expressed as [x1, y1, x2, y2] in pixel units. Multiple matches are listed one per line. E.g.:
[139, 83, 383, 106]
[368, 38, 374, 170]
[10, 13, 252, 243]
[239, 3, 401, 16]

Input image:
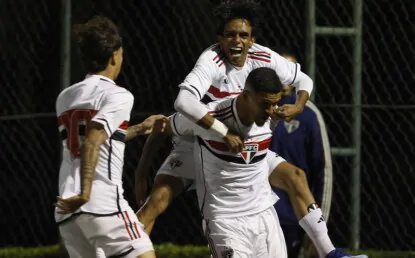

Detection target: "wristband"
[210, 119, 229, 138]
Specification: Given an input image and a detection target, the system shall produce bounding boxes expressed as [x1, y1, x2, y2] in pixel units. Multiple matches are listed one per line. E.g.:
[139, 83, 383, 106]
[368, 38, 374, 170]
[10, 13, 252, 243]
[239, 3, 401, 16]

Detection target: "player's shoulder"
[206, 98, 233, 116]
[249, 43, 274, 54]
[197, 44, 225, 69]
[103, 85, 134, 103]
[55, 80, 84, 109]
[247, 43, 274, 65]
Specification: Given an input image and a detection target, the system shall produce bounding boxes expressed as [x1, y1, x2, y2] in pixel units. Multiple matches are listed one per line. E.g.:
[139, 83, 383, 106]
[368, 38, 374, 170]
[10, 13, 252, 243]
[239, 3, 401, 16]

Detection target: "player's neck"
[95, 69, 116, 82]
[236, 95, 255, 126]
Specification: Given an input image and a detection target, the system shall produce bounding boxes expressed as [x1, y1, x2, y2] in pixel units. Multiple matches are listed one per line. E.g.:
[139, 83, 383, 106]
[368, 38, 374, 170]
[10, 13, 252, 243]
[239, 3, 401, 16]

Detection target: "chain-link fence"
[0, 0, 414, 252]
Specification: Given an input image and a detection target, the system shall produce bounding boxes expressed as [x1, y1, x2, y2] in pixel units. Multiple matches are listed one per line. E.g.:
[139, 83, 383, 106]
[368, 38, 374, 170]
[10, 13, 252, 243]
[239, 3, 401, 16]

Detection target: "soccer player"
[141, 68, 367, 258]
[54, 16, 158, 258]
[271, 53, 332, 258]
[154, 67, 288, 257]
[135, 0, 312, 230]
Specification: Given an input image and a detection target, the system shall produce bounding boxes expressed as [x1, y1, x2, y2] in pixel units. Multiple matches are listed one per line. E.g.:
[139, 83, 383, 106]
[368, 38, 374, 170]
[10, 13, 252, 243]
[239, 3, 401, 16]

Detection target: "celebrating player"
[135, 0, 312, 230]
[154, 67, 289, 257]
[141, 67, 367, 258]
[54, 16, 159, 258]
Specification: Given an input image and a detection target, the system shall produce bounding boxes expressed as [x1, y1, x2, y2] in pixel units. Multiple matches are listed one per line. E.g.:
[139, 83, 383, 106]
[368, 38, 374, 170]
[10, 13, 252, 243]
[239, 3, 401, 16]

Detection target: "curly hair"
[73, 16, 122, 73]
[213, 0, 264, 37]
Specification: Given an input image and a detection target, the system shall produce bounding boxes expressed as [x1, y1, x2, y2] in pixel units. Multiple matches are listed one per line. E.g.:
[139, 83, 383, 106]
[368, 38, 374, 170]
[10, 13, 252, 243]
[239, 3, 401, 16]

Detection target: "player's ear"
[249, 37, 256, 47]
[110, 51, 117, 66]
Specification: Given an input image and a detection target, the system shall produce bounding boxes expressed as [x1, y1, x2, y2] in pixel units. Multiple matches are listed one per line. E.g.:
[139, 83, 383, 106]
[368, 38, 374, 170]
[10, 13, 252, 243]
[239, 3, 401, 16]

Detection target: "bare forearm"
[295, 90, 309, 111]
[291, 71, 313, 110]
[80, 139, 101, 198]
[125, 123, 144, 141]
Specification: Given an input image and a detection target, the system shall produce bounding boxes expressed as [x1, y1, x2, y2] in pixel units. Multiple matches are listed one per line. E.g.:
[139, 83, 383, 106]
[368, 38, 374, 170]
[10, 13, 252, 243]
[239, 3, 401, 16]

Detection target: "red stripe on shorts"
[121, 212, 134, 240]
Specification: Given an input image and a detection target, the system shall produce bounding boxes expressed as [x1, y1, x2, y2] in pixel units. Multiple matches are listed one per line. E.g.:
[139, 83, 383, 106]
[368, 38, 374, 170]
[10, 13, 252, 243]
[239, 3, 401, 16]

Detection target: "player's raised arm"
[271, 52, 313, 121]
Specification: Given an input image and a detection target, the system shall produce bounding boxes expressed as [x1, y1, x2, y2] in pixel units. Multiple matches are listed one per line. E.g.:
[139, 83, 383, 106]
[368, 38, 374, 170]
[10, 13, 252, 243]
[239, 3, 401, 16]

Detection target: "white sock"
[299, 208, 335, 258]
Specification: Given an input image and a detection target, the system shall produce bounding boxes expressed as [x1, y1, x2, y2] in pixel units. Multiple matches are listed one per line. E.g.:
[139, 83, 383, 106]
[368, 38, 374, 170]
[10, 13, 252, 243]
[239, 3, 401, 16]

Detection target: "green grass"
[0, 244, 414, 258]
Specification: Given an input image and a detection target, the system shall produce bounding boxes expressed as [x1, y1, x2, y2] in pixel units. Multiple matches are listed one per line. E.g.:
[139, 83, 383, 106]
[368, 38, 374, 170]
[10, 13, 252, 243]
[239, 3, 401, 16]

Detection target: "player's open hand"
[276, 104, 303, 122]
[223, 131, 245, 153]
[141, 114, 167, 135]
[55, 195, 89, 214]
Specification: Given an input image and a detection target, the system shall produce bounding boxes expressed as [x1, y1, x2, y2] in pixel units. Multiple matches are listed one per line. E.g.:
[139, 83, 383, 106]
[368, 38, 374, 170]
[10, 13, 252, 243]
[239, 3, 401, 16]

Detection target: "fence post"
[350, 0, 363, 250]
[60, 0, 71, 91]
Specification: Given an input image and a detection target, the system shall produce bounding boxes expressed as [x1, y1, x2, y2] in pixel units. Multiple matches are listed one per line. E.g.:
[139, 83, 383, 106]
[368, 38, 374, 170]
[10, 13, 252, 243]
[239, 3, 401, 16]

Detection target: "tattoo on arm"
[80, 138, 101, 198]
[125, 124, 143, 141]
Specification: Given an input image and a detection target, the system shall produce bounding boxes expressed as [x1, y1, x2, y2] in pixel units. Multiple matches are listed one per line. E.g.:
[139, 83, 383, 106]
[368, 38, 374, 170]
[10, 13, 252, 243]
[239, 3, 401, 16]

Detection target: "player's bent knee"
[153, 174, 186, 199]
[280, 166, 308, 192]
[290, 168, 308, 188]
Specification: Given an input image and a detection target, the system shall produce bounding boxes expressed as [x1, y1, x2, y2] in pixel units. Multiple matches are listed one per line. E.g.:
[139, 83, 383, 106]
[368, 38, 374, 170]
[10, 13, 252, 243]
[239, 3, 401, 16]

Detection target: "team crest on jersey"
[284, 120, 300, 134]
[240, 143, 258, 164]
[221, 246, 234, 258]
[169, 159, 182, 169]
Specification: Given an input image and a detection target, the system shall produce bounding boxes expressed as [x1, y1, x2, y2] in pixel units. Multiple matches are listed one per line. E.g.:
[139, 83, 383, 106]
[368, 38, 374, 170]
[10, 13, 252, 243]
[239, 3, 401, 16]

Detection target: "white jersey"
[55, 74, 133, 223]
[170, 97, 283, 219]
[180, 43, 299, 103]
[173, 43, 299, 147]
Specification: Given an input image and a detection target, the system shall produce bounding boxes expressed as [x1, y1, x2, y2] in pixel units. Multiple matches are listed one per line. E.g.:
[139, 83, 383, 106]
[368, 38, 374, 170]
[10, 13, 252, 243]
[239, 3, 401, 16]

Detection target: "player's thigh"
[79, 209, 154, 258]
[204, 218, 253, 258]
[59, 217, 95, 258]
[260, 207, 288, 258]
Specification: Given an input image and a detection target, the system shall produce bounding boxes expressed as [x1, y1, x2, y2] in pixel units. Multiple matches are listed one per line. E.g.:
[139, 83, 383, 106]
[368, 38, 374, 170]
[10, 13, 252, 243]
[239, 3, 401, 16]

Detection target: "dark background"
[0, 0, 414, 250]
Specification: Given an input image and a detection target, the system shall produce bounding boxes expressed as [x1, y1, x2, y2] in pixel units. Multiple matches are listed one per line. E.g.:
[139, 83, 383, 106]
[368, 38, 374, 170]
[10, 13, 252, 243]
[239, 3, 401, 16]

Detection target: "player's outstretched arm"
[56, 121, 108, 214]
[125, 114, 166, 141]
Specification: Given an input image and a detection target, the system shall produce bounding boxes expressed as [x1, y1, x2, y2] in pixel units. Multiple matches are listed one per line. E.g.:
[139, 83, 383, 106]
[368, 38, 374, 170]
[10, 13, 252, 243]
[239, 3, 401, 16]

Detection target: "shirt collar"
[85, 74, 116, 85]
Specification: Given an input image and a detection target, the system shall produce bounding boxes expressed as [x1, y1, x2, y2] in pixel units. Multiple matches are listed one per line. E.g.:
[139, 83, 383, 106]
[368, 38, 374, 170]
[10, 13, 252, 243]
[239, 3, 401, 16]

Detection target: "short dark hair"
[213, 0, 263, 37]
[73, 16, 122, 73]
[246, 67, 282, 93]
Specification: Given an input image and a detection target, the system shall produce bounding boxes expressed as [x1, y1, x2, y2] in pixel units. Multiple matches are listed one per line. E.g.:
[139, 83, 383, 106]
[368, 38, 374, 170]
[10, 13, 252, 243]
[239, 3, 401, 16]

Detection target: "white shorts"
[156, 146, 196, 189]
[204, 207, 287, 258]
[59, 208, 153, 258]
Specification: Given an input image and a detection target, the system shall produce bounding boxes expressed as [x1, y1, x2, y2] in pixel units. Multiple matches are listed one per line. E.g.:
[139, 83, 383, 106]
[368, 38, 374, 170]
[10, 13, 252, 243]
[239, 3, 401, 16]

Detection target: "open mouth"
[229, 47, 243, 57]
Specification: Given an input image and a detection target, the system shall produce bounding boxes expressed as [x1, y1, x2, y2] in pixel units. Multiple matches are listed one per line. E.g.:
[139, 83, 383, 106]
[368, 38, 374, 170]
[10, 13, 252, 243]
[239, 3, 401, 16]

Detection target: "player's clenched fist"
[223, 131, 245, 153]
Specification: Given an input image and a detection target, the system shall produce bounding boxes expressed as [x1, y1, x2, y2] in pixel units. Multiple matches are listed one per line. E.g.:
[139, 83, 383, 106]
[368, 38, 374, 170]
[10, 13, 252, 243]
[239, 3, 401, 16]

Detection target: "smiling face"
[217, 18, 255, 67]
